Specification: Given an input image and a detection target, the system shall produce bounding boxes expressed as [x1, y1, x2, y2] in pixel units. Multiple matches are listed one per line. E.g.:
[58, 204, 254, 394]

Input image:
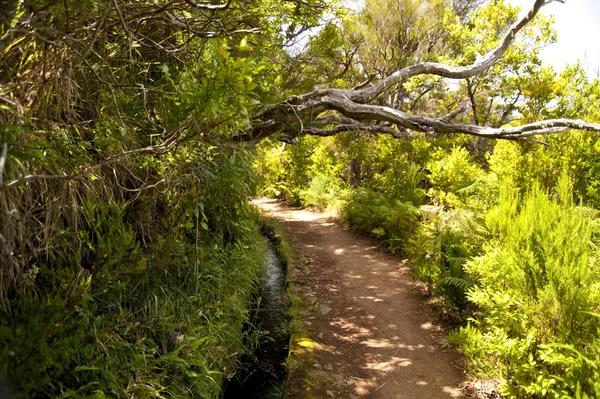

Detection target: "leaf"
[74, 366, 100, 372]
[371, 227, 385, 237]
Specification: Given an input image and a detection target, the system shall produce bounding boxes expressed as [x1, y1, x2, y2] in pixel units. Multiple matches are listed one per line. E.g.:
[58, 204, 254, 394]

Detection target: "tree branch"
[239, 0, 600, 143]
[0, 142, 7, 187]
[466, 79, 480, 125]
[300, 123, 407, 139]
[0, 133, 180, 191]
[184, 0, 232, 11]
[439, 104, 469, 122]
[348, 0, 547, 104]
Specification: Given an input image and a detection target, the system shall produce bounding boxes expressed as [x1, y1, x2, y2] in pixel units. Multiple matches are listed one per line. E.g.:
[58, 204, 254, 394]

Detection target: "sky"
[507, 0, 600, 77]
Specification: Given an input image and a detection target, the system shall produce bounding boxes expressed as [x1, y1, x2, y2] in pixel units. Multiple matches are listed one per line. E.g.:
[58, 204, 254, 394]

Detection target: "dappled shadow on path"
[254, 198, 466, 399]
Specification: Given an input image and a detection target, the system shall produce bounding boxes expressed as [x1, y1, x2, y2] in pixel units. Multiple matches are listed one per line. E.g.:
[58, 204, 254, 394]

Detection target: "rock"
[326, 390, 335, 397]
[320, 305, 332, 315]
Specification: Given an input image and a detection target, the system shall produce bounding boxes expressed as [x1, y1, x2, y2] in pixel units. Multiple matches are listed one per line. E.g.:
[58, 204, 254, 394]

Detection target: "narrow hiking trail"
[254, 198, 469, 399]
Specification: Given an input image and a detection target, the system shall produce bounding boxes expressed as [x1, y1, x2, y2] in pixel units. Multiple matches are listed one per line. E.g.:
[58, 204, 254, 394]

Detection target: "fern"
[439, 276, 474, 292]
[454, 174, 600, 398]
[342, 188, 420, 253]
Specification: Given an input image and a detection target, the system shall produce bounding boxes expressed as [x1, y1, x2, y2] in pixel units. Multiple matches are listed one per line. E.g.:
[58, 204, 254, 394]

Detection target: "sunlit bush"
[452, 175, 600, 397]
[343, 188, 420, 253]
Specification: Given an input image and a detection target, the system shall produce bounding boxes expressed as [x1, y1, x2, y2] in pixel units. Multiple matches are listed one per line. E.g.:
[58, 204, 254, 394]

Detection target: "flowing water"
[222, 237, 289, 398]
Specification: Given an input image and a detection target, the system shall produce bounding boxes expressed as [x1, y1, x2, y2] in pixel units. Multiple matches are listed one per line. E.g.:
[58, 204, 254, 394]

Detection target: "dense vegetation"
[0, 0, 327, 396]
[254, 0, 600, 397]
[2, 0, 600, 397]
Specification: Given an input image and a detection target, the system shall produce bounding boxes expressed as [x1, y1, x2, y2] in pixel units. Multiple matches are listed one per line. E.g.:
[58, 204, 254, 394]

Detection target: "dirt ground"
[254, 198, 471, 399]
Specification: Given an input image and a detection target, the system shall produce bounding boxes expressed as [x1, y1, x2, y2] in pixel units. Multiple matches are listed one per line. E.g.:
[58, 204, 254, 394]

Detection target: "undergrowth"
[0, 151, 268, 398]
[451, 176, 600, 398]
[342, 188, 420, 254]
[405, 208, 485, 318]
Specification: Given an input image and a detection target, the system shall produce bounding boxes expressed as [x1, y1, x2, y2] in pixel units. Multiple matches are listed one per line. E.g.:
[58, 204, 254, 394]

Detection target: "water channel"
[222, 237, 290, 398]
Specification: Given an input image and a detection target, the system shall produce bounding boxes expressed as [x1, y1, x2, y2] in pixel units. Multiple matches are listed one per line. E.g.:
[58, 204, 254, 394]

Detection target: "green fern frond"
[439, 276, 474, 291]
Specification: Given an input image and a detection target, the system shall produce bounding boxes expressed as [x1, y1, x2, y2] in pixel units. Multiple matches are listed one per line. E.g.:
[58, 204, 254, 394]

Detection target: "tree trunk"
[350, 158, 361, 187]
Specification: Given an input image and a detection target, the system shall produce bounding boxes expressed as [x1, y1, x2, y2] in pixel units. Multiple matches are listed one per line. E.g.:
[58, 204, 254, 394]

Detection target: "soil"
[254, 198, 473, 399]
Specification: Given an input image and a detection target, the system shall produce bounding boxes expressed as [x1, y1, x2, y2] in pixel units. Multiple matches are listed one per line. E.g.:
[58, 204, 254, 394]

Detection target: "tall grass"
[0, 152, 269, 398]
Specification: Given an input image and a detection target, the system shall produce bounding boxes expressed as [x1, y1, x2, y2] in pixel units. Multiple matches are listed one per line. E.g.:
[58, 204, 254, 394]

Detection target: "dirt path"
[254, 198, 468, 399]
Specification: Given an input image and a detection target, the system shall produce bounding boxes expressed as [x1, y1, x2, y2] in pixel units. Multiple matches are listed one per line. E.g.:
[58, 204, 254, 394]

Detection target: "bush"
[342, 188, 420, 253]
[405, 207, 485, 317]
[451, 175, 600, 397]
[359, 135, 431, 206]
[427, 147, 483, 207]
[0, 151, 269, 398]
[300, 173, 349, 211]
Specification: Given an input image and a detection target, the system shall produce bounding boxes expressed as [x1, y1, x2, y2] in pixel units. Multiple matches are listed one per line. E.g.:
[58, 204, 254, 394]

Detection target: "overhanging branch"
[184, 0, 232, 10]
[348, 0, 547, 104]
[240, 0, 600, 143]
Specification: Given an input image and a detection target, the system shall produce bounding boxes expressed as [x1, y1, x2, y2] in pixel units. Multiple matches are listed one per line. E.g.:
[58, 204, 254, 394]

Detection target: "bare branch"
[0, 142, 7, 187]
[349, 0, 547, 103]
[439, 104, 469, 122]
[301, 124, 407, 139]
[184, 0, 232, 10]
[466, 79, 480, 125]
[352, 74, 378, 91]
[323, 90, 600, 138]
[0, 134, 180, 191]
[112, 0, 133, 59]
[310, 115, 408, 137]
[239, 1, 600, 144]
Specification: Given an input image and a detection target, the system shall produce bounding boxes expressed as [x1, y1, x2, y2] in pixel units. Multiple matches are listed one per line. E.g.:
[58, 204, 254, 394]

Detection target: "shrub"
[342, 188, 420, 253]
[427, 147, 483, 207]
[375, 160, 427, 206]
[300, 173, 349, 212]
[451, 175, 600, 397]
[405, 207, 485, 317]
[0, 151, 268, 398]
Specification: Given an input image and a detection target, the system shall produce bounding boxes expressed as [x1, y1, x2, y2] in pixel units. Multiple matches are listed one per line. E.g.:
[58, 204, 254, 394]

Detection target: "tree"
[0, 0, 331, 310]
[240, 0, 600, 145]
[1, 0, 599, 300]
[3, 0, 598, 190]
[0, 2, 334, 396]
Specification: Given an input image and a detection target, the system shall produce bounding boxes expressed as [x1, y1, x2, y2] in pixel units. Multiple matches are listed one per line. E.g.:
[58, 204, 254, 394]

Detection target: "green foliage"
[0, 0, 336, 393]
[443, 0, 556, 129]
[254, 135, 350, 210]
[254, 137, 318, 204]
[353, 0, 452, 72]
[5, 0, 597, 396]
[405, 207, 485, 316]
[486, 65, 600, 209]
[343, 188, 420, 253]
[0, 149, 270, 398]
[250, 3, 600, 396]
[361, 135, 431, 206]
[300, 172, 349, 211]
[452, 176, 600, 397]
[488, 139, 560, 193]
[428, 146, 483, 207]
